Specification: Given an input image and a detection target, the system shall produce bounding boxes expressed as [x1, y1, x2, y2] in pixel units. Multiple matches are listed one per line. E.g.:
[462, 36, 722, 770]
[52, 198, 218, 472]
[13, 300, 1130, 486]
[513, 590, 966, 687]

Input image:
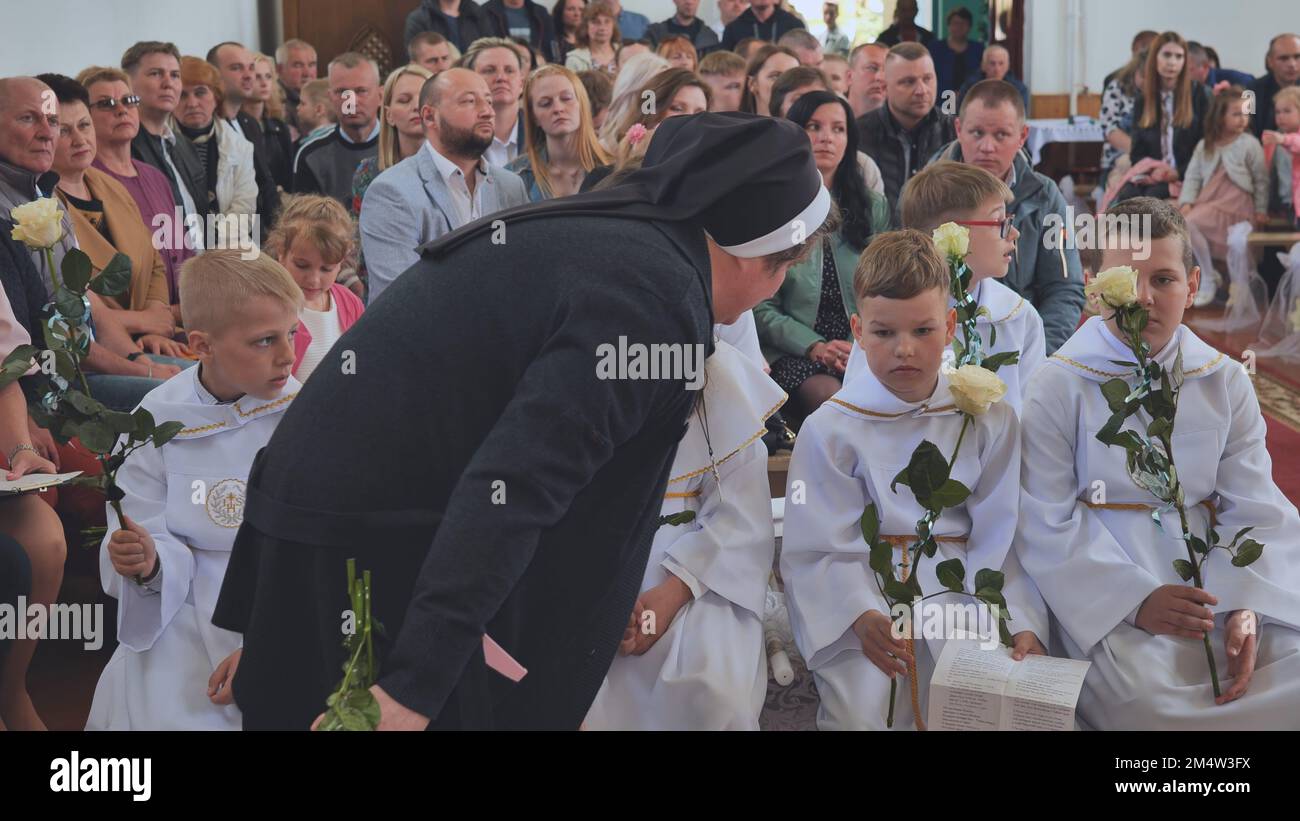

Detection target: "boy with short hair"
[1017, 197, 1300, 729]
[844, 160, 1046, 413]
[782, 230, 1047, 731]
[87, 250, 303, 730]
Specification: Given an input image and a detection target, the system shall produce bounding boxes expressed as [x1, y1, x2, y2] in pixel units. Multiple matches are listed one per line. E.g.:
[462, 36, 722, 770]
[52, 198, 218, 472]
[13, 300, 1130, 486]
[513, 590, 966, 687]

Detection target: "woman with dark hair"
[755, 91, 890, 424]
[1119, 31, 1211, 201]
[741, 44, 798, 115]
[553, 0, 587, 58]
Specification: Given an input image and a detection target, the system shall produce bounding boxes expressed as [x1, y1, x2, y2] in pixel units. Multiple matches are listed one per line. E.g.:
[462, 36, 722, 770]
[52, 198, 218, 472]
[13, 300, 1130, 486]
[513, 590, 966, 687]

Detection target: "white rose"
[10, 197, 65, 250]
[947, 363, 1007, 416]
[932, 222, 970, 260]
[1084, 265, 1138, 308]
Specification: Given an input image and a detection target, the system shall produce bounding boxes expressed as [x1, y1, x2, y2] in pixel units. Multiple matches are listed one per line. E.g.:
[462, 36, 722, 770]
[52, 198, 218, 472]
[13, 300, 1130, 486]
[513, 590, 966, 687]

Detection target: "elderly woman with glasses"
[38, 72, 190, 360]
[175, 55, 258, 248]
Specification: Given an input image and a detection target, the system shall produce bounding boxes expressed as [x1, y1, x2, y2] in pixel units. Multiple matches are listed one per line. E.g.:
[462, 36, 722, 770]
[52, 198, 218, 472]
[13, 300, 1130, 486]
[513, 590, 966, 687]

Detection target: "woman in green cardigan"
[756, 92, 890, 425]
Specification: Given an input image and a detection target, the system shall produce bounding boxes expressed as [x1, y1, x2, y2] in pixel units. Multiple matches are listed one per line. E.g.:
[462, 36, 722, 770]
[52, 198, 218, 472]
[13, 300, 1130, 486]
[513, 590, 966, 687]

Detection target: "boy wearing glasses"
[845, 160, 1045, 413]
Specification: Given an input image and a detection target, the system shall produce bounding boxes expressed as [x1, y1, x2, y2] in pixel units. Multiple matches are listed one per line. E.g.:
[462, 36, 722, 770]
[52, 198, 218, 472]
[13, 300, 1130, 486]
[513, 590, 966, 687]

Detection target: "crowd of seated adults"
[1, 0, 1298, 730]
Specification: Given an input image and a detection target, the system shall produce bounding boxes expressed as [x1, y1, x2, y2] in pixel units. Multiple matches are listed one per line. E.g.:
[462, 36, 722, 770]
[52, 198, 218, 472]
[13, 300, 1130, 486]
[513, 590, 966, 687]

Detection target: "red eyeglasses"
[954, 214, 1017, 239]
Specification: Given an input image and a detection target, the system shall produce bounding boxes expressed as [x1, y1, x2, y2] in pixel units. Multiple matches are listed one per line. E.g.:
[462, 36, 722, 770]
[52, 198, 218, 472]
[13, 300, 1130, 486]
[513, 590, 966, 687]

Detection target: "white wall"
[1028, 0, 1288, 95]
[0, 0, 260, 78]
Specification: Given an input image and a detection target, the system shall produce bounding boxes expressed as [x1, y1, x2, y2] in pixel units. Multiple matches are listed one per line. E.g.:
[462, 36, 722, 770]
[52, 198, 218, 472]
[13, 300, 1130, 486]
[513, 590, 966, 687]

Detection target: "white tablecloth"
[1026, 118, 1106, 165]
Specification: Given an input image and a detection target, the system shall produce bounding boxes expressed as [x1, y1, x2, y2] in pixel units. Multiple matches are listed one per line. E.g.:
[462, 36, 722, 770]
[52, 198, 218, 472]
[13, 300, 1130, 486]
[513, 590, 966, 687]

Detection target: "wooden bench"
[767, 451, 791, 499]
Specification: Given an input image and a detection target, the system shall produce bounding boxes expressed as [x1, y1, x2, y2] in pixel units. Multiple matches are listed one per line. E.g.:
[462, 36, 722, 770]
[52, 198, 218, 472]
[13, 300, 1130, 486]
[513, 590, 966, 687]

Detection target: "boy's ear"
[1184, 264, 1201, 309]
[850, 311, 862, 345]
[187, 329, 213, 358]
[945, 306, 957, 344]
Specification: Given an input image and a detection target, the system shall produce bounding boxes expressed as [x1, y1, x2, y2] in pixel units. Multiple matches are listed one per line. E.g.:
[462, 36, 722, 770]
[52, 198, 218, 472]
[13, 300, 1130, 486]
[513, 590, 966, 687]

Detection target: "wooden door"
[283, 0, 423, 79]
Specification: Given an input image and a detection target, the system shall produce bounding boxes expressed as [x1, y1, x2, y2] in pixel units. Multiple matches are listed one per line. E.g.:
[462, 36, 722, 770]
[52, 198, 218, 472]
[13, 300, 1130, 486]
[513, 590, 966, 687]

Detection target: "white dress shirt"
[424, 140, 489, 226]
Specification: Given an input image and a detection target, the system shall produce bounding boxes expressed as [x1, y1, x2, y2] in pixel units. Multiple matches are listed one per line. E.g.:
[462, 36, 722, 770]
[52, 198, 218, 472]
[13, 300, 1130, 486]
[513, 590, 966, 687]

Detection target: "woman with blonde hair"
[597, 50, 669, 151]
[507, 65, 611, 200]
[351, 63, 435, 216]
[245, 52, 294, 190]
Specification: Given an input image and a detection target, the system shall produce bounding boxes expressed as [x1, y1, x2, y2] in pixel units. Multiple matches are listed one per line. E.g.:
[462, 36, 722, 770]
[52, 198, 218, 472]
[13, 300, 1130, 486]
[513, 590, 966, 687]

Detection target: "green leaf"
[1172, 558, 1196, 581]
[1228, 526, 1255, 549]
[951, 335, 965, 362]
[919, 535, 939, 559]
[64, 389, 105, 417]
[998, 619, 1014, 647]
[980, 350, 1019, 373]
[1100, 378, 1131, 413]
[1146, 417, 1172, 440]
[88, 253, 133, 297]
[883, 579, 913, 602]
[151, 420, 184, 447]
[104, 482, 125, 503]
[1095, 409, 1127, 445]
[927, 478, 971, 511]
[903, 440, 950, 505]
[77, 420, 117, 453]
[890, 465, 909, 494]
[974, 568, 1004, 592]
[1107, 359, 1139, 368]
[859, 503, 879, 545]
[1170, 346, 1185, 390]
[935, 558, 965, 592]
[61, 249, 92, 292]
[54, 349, 77, 382]
[101, 410, 137, 435]
[658, 510, 696, 528]
[988, 322, 997, 348]
[131, 407, 157, 436]
[1231, 539, 1264, 567]
[55, 288, 86, 324]
[1187, 534, 1209, 555]
[975, 588, 1006, 609]
[869, 542, 893, 576]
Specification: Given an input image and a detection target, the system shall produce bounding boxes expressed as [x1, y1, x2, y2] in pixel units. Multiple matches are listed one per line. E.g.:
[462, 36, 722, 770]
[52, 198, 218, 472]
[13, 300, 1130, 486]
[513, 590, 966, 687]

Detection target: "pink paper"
[483, 634, 527, 682]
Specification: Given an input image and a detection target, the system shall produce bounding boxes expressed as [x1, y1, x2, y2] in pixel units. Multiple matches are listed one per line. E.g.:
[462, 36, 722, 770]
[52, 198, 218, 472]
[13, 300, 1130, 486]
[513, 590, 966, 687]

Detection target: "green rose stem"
[42, 246, 92, 397]
[1114, 307, 1221, 697]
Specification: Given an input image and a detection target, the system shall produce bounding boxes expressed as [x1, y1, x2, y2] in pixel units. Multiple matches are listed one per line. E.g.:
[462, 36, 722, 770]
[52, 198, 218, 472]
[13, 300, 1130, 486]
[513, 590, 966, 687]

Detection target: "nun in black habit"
[212, 112, 837, 730]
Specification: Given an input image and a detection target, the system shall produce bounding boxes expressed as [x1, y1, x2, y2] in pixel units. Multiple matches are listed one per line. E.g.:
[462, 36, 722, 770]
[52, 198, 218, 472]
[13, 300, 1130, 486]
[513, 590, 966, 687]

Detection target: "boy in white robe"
[584, 339, 784, 730]
[783, 230, 1048, 731]
[844, 161, 1046, 413]
[1017, 197, 1300, 730]
[87, 250, 304, 731]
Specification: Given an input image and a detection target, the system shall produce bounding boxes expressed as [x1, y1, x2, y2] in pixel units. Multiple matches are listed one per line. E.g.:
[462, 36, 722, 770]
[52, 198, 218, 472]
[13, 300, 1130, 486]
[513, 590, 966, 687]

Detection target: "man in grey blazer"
[360, 68, 529, 304]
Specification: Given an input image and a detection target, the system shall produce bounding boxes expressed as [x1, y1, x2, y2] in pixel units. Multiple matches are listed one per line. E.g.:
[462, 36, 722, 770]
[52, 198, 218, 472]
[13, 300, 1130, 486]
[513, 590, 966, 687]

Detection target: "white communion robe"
[781, 365, 1047, 731]
[844, 277, 1047, 414]
[1016, 316, 1300, 730]
[714, 310, 766, 371]
[87, 366, 299, 731]
[584, 340, 784, 730]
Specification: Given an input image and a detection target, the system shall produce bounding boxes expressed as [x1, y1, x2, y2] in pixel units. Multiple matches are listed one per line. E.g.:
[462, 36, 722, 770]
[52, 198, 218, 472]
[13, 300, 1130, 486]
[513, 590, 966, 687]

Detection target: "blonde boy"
[87, 250, 303, 730]
[782, 230, 1047, 731]
[844, 161, 1046, 412]
[1016, 198, 1300, 729]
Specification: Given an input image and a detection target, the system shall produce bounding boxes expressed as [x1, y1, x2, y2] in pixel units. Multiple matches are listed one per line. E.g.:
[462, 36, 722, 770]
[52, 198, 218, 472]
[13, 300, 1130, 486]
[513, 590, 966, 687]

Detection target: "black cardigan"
[0, 218, 51, 403]
[1129, 82, 1212, 178]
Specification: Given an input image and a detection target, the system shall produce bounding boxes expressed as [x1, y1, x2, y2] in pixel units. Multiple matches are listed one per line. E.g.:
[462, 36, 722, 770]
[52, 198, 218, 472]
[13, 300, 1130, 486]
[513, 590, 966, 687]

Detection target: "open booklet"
[0, 471, 83, 496]
[928, 640, 1091, 731]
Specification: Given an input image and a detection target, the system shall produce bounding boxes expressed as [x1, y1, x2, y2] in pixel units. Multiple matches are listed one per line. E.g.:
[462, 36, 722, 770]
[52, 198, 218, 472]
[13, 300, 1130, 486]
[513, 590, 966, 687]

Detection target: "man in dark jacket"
[856, 43, 955, 226]
[481, 0, 561, 64]
[646, 0, 720, 54]
[721, 0, 805, 53]
[213, 113, 837, 731]
[1248, 33, 1300, 137]
[405, 0, 496, 53]
[929, 80, 1085, 354]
